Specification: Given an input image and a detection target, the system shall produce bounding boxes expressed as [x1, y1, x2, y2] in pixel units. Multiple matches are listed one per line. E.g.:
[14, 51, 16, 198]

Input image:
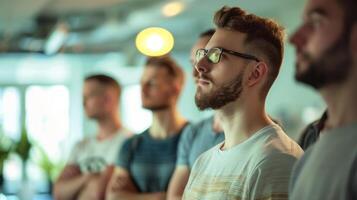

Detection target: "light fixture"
[162, 1, 185, 17]
[135, 27, 174, 57]
[44, 22, 68, 55]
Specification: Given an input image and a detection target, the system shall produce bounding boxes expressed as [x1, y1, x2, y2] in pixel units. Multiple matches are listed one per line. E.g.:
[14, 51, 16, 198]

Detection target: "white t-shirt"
[67, 128, 131, 173]
[183, 125, 303, 200]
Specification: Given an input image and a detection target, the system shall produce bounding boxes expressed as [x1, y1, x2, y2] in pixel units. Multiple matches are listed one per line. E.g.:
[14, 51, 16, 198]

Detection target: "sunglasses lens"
[207, 48, 221, 63]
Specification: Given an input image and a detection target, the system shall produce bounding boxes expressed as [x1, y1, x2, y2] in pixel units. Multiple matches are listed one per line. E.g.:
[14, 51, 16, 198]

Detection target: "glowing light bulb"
[146, 34, 164, 51]
[162, 1, 185, 17]
[136, 27, 174, 57]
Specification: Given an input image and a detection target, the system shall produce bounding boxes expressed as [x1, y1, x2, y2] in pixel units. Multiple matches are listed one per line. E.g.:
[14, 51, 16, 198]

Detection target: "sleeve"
[176, 124, 195, 166]
[247, 153, 299, 200]
[66, 140, 84, 165]
[116, 138, 133, 170]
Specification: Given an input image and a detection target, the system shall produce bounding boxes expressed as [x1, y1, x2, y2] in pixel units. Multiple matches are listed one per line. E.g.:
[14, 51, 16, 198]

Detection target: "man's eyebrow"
[307, 8, 328, 18]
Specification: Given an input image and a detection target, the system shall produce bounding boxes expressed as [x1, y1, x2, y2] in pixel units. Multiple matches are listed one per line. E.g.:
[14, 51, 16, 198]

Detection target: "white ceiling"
[0, 0, 305, 54]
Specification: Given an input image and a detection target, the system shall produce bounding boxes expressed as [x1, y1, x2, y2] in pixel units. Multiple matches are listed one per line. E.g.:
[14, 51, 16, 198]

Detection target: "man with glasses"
[182, 6, 303, 200]
[289, 0, 357, 199]
[167, 29, 225, 200]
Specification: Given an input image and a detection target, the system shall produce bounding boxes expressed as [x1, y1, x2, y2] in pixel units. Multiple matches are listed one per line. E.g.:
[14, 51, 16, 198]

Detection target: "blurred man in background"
[106, 55, 188, 200]
[53, 74, 131, 200]
[289, 0, 357, 199]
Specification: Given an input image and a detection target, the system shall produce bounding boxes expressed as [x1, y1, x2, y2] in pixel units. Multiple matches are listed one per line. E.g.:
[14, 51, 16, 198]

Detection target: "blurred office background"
[0, 0, 325, 199]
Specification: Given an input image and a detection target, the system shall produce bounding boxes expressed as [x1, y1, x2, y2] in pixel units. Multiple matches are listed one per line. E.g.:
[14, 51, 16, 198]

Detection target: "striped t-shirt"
[183, 125, 303, 200]
[117, 127, 185, 192]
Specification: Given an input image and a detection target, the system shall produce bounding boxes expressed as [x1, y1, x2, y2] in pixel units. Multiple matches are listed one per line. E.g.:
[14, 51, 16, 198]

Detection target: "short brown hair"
[145, 55, 185, 87]
[199, 29, 215, 38]
[337, 0, 357, 28]
[214, 6, 285, 92]
[85, 74, 121, 98]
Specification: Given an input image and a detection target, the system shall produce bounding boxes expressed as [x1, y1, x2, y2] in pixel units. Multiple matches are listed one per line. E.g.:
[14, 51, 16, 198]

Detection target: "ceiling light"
[162, 1, 185, 17]
[135, 27, 174, 57]
[44, 23, 68, 55]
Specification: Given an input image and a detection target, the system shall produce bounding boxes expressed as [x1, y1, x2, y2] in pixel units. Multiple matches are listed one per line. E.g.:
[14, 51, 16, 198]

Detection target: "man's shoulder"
[117, 127, 133, 138]
[183, 117, 213, 137]
[74, 136, 95, 148]
[192, 143, 221, 165]
[194, 116, 213, 129]
[122, 133, 142, 146]
[121, 130, 149, 149]
[254, 126, 303, 163]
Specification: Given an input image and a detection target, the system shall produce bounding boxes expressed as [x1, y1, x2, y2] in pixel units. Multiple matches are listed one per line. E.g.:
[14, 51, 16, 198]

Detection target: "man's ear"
[247, 62, 268, 87]
[171, 81, 181, 96]
[104, 92, 113, 104]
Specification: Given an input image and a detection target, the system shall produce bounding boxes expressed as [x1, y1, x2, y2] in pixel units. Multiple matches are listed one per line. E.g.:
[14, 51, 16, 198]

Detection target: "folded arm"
[105, 166, 166, 200]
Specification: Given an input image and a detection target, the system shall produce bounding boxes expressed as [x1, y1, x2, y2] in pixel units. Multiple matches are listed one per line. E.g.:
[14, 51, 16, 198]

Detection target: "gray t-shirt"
[67, 128, 131, 173]
[290, 123, 357, 200]
[177, 116, 224, 169]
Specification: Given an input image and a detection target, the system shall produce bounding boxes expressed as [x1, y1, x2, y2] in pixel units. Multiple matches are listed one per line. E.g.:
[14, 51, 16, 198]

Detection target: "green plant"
[32, 143, 65, 182]
[14, 126, 32, 162]
[0, 133, 13, 173]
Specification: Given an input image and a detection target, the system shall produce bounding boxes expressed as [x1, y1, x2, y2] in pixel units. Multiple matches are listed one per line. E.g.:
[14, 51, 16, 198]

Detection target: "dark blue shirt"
[117, 127, 186, 192]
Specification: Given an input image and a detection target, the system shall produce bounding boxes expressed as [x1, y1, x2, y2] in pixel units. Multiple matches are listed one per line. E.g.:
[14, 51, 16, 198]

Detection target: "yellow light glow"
[162, 1, 185, 17]
[136, 27, 174, 57]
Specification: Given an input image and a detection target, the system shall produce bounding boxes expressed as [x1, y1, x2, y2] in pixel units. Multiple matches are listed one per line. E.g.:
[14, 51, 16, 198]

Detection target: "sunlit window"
[121, 84, 151, 133]
[0, 87, 21, 140]
[25, 85, 70, 162]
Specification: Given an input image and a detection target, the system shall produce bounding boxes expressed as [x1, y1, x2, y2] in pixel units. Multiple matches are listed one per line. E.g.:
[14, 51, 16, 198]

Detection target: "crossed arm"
[105, 166, 166, 200]
[53, 164, 114, 200]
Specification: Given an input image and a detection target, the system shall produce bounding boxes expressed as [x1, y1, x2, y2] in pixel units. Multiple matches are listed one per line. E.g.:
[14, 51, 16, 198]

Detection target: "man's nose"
[289, 25, 308, 50]
[195, 56, 211, 74]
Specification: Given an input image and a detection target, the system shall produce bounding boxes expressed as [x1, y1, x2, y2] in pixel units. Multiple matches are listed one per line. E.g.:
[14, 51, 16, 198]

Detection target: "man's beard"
[195, 73, 243, 110]
[295, 34, 352, 89]
[143, 104, 170, 111]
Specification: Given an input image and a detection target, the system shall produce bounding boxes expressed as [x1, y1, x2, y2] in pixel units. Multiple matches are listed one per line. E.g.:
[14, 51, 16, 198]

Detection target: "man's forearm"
[107, 191, 166, 200]
[167, 196, 183, 200]
[53, 174, 89, 200]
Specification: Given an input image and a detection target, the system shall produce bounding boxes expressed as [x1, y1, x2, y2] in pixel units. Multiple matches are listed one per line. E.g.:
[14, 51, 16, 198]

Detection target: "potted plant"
[14, 127, 32, 181]
[0, 131, 13, 190]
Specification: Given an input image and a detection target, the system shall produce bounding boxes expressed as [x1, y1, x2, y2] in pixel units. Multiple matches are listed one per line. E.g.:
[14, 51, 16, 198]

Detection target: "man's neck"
[149, 107, 187, 139]
[96, 114, 122, 140]
[320, 79, 357, 130]
[218, 100, 273, 150]
[212, 114, 224, 134]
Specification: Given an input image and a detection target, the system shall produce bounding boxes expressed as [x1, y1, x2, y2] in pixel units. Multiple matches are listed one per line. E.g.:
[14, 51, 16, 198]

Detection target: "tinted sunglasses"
[195, 47, 260, 64]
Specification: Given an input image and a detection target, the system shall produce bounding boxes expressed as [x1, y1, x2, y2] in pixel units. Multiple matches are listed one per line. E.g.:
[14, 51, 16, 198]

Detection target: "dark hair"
[214, 6, 285, 92]
[338, 0, 357, 30]
[145, 55, 185, 87]
[199, 29, 215, 38]
[85, 74, 121, 97]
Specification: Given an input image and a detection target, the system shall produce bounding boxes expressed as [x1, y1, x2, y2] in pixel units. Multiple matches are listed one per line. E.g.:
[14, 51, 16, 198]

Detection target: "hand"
[153, 192, 167, 200]
[109, 174, 138, 192]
